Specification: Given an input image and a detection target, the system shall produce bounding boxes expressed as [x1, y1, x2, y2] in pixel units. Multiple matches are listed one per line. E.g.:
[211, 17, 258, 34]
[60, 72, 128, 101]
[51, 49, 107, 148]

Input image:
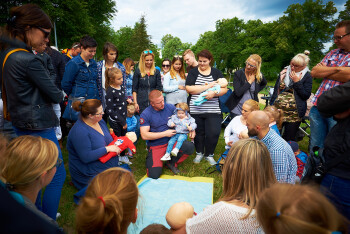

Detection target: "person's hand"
[316, 62, 326, 67]
[134, 103, 140, 113]
[178, 85, 185, 90]
[123, 124, 127, 129]
[126, 98, 132, 104]
[204, 90, 216, 100]
[170, 122, 175, 128]
[164, 129, 177, 137]
[247, 73, 255, 84]
[239, 130, 249, 139]
[290, 71, 302, 83]
[207, 81, 217, 89]
[106, 145, 121, 155]
[189, 130, 196, 139]
[109, 128, 114, 134]
[187, 126, 192, 131]
[227, 141, 233, 147]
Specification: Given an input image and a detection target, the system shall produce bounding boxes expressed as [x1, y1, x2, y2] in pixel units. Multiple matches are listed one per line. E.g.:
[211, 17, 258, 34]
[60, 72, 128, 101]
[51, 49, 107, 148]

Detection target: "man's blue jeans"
[166, 133, 188, 154]
[309, 106, 337, 154]
[13, 127, 66, 220]
[321, 174, 350, 220]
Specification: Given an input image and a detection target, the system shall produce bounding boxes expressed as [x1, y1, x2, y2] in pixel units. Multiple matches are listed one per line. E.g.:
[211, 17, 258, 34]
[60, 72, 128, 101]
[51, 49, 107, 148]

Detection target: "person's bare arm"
[311, 63, 350, 82]
[186, 82, 217, 95]
[140, 126, 176, 140]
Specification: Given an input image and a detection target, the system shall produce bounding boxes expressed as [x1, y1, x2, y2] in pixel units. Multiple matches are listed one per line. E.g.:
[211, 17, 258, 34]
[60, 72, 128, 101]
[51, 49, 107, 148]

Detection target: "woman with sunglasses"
[226, 54, 267, 118]
[161, 58, 171, 83]
[163, 55, 187, 105]
[66, 99, 121, 191]
[270, 51, 312, 141]
[132, 49, 162, 114]
[0, 4, 65, 220]
[1, 135, 63, 230]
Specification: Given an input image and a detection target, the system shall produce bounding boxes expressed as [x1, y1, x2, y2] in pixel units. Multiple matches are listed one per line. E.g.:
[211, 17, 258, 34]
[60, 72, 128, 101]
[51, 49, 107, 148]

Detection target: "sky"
[111, 0, 347, 47]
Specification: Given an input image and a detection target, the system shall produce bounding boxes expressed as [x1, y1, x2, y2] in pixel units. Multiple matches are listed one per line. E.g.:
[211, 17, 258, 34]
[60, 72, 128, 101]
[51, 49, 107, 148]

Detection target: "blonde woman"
[76, 167, 138, 234]
[163, 55, 187, 105]
[226, 54, 267, 117]
[257, 184, 348, 234]
[132, 49, 162, 114]
[1, 135, 61, 228]
[186, 139, 276, 233]
[270, 51, 312, 141]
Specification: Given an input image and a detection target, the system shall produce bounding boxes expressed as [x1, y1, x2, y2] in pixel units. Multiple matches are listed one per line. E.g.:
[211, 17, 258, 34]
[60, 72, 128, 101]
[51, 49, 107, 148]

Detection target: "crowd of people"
[0, 3, 349, 233]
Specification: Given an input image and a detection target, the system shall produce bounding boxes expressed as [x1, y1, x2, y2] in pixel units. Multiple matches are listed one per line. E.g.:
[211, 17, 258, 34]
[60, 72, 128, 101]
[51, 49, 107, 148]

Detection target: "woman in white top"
[163, 55, 187, 105]
[186, 138, 277, 234]
[224, 99, 259, 150]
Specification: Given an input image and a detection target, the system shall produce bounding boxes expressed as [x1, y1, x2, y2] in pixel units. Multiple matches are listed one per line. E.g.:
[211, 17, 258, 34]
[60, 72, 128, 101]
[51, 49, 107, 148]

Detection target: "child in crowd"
[193, 78, 228, 106]
[166, 202, 195, 234]
[122, 58, 135, 101]
[140, 224, 171, 234]
[288, 141, 308, 180]
[264, 105, 283, 136]
[161, 103, 197, 161]
[105, 67, 129, 164]
[126, 103, 137, 157]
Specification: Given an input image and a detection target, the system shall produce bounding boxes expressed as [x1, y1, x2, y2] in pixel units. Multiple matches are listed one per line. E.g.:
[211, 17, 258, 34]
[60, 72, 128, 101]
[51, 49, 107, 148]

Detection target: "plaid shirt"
[312, 49, 350, 105]
[261, 129, 297, 184]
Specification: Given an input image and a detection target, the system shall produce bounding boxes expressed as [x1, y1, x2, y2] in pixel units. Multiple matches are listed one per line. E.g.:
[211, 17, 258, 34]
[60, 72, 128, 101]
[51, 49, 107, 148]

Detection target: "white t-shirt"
[186, 201, 264, 234]
[224, 115, 247, 149]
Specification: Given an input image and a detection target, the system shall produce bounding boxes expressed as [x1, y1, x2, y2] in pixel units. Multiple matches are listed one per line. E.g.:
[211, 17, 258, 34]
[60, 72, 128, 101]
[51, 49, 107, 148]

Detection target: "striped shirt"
[186, 67, 223, 114]
[311, 49, 350, 106]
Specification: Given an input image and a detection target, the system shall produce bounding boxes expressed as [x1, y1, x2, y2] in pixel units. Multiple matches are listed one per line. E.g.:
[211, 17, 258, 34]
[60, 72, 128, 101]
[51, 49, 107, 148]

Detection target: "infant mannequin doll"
[99, 131, 137, 164]
[166, 202, 195, 234]
[161, 103, 196, 161]
[193, 78, 228, 106]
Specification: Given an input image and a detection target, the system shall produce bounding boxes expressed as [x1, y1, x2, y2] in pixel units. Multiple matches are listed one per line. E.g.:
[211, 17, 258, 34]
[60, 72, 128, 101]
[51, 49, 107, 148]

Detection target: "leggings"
[13, 127, 66, 220]
[192, 114, 222, 156]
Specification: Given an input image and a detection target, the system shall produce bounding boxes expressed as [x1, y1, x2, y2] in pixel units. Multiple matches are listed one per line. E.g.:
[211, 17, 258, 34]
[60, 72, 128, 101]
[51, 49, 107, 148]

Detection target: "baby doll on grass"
[193, 78, 228, 106]
[161, 103, 197, 161]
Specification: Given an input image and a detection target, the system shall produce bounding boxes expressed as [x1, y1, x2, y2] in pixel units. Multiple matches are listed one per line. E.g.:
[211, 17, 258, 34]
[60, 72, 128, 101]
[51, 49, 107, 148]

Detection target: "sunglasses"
[52, 158, 63, 170]
[162, 64, 170, 67]
[246, 62, 257, 68]
[36, 26, 50, 39]
[173, 55, 182, 59]
[143, 50, 153, 54]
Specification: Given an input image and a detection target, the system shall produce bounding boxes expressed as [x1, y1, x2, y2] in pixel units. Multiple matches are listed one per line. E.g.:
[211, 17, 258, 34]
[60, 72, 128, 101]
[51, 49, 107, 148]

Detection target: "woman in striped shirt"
[185, 50, 227, 165]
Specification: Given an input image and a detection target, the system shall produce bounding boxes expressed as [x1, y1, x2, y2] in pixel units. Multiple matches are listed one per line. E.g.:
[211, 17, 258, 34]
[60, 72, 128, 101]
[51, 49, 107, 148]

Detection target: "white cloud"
[111, 0, 346, 47]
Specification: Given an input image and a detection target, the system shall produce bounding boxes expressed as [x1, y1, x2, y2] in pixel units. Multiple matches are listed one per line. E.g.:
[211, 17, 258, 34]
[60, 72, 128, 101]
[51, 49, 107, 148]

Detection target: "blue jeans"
[309, 106, 337, 154]
[321, 174, 350, 220]
[166, 134, 188, 154]
[13, 127, 66, 220]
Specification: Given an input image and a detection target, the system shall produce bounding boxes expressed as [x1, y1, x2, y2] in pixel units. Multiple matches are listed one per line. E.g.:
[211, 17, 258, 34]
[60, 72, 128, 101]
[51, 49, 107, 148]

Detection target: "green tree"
[338, 0, 350, 21]
[160, 34, 174, 49]
[112, 26, 134, 62]
[130, 15, 153, 61]
[162, 37, 184, 59]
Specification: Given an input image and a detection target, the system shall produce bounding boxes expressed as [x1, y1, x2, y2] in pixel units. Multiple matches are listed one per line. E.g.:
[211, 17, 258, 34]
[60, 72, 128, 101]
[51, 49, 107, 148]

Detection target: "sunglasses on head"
[143, 50, 153, 54]
[36, 26, 50, 39]
[173, 55, 182, 59]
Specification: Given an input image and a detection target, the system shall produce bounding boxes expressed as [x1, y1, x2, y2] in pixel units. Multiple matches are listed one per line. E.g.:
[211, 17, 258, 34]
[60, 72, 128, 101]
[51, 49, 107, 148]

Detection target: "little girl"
[105, 67, 130, 164]
[161, 103, 197, 161]
[264, 105, 283, 136]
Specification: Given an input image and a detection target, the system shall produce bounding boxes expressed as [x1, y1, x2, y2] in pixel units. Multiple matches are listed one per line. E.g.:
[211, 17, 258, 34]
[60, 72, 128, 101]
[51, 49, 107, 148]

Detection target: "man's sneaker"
[166, 162, 180, 175]
[161, 153, 171, 161]
[171, 148, 179, 157]
[205, 156, 216, 166]
[193, 152, 204, 164]
[119, 156, 132, 165]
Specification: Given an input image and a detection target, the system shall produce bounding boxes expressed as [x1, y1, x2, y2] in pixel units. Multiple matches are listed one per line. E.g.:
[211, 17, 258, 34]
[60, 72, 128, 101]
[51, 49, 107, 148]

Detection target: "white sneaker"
[120, 156, 132, 165]
[205, 156, 216, 166]
[171, 148, 179, 157]
[56, 212, 61, 219]
[193, 152, 204, 163]
[161, 153, 171, 161]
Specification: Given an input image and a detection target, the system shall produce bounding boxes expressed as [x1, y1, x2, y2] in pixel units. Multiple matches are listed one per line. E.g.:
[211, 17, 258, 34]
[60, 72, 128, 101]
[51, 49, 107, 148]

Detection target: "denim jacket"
[62, 55, 101, 100]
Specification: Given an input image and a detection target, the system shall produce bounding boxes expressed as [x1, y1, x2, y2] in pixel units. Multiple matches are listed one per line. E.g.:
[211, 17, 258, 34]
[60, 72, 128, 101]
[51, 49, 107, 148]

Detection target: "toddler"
[161, 103, 196, 161]
[264, 105, 283, 136]
[126, 103, 137, 157]
[288, 141, 308, 181]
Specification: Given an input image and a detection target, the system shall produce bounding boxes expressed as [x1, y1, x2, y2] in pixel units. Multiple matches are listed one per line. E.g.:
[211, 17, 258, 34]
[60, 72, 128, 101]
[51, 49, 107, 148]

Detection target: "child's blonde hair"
[127, 103, 136, 117]
[264, 105, 284, 129]
[1, 135, 58, 190]
[105, 67, 122, 90]
[175, 103, 189, 112]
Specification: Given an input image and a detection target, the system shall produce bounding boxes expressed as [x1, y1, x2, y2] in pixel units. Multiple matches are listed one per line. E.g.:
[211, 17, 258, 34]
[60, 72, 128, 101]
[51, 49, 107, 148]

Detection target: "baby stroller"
[219, 88, 233, 128]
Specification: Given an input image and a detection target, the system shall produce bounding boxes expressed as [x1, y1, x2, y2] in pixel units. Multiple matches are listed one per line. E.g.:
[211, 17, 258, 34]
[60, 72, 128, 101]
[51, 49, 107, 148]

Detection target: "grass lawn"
[57, 106, 310, 233]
